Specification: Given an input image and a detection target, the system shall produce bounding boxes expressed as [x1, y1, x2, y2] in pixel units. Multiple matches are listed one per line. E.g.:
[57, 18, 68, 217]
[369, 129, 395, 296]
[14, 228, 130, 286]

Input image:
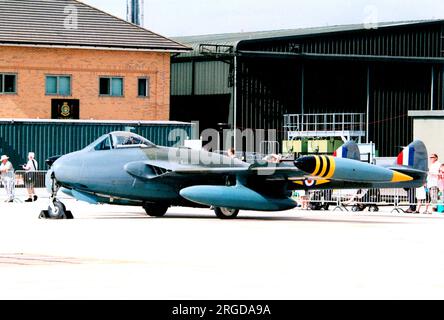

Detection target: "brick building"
[0, 0, 189, 121]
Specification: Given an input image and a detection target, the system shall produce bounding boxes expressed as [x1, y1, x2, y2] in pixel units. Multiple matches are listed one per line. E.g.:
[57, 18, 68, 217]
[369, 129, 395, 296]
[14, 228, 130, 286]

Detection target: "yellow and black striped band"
[312, 156, 336, 179]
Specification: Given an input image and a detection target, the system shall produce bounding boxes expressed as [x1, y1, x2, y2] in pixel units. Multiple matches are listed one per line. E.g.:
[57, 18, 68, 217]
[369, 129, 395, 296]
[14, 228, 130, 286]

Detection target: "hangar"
[171, 20, 444, 156]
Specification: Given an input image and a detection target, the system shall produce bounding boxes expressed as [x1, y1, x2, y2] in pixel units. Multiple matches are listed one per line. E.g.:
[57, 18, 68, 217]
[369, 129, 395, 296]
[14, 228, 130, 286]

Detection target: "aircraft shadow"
[88, 213, 410, 225]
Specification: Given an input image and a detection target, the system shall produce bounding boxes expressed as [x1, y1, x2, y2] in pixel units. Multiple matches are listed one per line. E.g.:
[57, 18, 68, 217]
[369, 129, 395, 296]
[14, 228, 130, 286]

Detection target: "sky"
[81, 0, 444, 37]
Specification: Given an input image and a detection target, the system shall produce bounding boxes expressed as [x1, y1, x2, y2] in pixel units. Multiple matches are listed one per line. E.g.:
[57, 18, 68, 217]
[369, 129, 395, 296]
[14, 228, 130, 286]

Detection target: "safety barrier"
[293, 188, 444, 213]
[8, 170, 47, 189]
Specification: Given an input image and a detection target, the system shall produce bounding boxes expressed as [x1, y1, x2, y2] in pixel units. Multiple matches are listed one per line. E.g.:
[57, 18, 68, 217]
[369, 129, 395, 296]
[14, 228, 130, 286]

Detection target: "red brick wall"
[0, 46, 171, 120]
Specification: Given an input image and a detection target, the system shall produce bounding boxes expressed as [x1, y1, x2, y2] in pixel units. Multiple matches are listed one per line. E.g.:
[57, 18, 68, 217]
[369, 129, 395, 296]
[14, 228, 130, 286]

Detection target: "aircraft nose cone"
[294, 156, 317, 174]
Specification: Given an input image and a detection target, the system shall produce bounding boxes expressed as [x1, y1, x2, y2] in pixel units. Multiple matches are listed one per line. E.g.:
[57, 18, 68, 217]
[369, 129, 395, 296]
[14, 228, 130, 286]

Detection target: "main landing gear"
[214, 207, 240, 219]
[143, 203, 169, 217]
[39, 174, 73, 220]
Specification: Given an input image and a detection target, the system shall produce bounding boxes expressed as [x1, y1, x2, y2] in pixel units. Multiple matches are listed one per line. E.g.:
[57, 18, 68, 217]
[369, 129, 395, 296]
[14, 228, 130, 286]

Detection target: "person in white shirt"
[0, 155, 15, 202]
[22, 152, 38, 202]
[426, 153, 441, 213]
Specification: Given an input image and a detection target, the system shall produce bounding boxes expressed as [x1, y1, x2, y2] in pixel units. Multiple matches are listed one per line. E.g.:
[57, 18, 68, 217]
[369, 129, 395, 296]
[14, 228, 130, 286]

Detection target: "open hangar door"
[170, 94, 231, 134]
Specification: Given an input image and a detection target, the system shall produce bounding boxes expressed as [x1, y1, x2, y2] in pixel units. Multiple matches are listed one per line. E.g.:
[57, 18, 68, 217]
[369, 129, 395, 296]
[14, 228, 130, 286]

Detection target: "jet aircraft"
[40, 131, 427, 219]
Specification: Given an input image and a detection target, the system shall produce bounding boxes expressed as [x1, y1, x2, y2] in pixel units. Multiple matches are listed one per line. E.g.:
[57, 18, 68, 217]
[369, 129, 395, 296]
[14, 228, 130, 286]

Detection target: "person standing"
[227, 148, 236, 158]
[439, 164, 444, 195]
[22, 152, 38, 202]
[405, 188, 417, 213]
[0, 155, 15, 203]
[415, 184, 427, 214]
[426, 154, 441, 213]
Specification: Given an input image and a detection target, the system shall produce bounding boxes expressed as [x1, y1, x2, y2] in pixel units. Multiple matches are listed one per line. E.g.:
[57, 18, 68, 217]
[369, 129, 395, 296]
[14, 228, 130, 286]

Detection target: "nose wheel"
[39, 199, 73, 220]
[39, 174, 73, 220]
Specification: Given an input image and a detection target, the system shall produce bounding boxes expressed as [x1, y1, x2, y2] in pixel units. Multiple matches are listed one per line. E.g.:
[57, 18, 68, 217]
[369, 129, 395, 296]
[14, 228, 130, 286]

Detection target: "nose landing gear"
[39, 174, 73, 220]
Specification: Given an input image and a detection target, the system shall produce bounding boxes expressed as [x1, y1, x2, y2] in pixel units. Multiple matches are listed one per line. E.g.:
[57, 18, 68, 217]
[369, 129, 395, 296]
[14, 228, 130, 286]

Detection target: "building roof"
[173, 19, 444, 57]
[0, 0, 190, 52]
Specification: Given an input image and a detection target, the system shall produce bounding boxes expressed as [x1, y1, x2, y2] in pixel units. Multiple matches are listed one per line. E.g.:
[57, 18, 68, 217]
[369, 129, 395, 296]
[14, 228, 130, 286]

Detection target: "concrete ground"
[1, 189, 444, 300]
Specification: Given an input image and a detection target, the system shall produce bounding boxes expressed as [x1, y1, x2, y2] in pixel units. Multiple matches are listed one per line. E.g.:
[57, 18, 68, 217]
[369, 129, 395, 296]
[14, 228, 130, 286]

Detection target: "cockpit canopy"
[88, 132, 156, 151]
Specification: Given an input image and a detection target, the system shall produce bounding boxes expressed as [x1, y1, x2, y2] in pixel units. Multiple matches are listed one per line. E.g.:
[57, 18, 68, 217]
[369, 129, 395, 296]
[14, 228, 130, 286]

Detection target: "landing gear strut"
[39, 174, 73, 220]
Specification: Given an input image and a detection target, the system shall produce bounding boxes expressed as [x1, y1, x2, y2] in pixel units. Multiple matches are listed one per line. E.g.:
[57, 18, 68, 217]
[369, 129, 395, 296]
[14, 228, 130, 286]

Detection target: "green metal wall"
[171, 60, 232, 96]
[0, 120, 192, 170]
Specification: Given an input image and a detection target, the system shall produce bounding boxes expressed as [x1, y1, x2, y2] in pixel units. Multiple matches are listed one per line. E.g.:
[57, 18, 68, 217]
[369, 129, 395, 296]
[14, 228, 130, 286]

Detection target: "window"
[46, 75, 71, 96]
[111, 132, 155, 149]
[138, 77, 149, 97]
[0, 74, 17, 94]
[94, 135, 113, 151]
[99, 77, 123, 97]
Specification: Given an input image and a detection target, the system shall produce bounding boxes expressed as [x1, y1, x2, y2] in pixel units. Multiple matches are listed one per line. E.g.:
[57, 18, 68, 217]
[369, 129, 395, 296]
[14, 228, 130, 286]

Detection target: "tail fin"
[395, 140, 428, 172]
[333, 141, 361, 161]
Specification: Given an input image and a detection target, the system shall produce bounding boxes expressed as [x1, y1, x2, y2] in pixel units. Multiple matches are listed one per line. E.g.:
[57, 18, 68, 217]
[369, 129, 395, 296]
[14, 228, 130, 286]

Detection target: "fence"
[294, 188, 444, 213]
[9, 171, 47, 189]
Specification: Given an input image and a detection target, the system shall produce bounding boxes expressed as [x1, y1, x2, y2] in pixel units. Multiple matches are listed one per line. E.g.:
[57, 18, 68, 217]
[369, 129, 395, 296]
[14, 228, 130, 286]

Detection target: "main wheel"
[143, 204, 169, 217]
[214, 207, 239, 219]
[369, 205, 379, 212]
[47, 200, 69, 219]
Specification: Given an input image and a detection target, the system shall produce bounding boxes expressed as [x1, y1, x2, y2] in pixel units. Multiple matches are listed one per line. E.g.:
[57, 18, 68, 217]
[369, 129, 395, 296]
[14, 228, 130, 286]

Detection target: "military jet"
[40, 131, 427, 219]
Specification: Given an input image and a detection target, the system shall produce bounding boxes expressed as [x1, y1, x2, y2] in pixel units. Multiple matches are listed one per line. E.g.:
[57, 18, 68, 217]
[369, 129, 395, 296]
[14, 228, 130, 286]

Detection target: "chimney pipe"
[127, 0, 144, 26]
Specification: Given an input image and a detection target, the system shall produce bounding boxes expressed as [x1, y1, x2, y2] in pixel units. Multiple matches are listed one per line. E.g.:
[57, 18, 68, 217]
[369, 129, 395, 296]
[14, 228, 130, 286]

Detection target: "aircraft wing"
[169, 163, 308, 180]
[125, 160, 307, 181]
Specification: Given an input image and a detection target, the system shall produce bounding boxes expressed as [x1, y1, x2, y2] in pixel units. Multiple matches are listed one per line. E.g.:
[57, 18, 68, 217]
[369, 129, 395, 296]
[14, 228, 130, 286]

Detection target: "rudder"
[395, 140, 428, 172]
[333, 140, 361, 161]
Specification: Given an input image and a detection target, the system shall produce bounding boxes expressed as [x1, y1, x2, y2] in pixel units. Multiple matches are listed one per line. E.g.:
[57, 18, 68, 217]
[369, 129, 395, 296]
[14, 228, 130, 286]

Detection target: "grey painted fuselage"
[50, 134, 249, 206]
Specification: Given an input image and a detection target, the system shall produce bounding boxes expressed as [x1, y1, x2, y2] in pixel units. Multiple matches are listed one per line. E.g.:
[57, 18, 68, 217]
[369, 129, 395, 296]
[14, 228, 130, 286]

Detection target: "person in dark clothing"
[405, 188, 416, 213]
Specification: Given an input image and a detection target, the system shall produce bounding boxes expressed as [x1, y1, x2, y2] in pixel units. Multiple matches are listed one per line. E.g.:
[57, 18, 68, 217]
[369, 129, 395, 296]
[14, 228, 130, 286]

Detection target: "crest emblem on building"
[61, 102, 71, 117]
